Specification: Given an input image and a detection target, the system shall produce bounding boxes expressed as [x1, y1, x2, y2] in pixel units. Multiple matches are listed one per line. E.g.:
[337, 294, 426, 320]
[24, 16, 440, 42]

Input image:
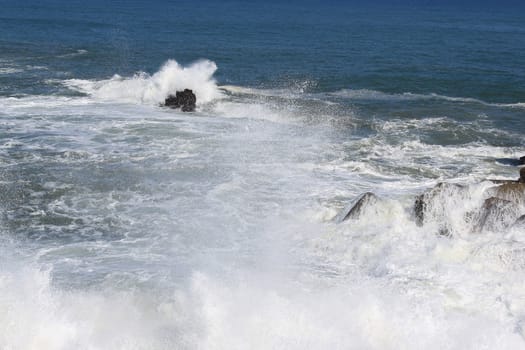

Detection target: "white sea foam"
[220, 85, 525, 110]
[1, 248, 525, 349]
[221, 80, 317, 97]
[64, 59, 222, 105]
[331, 88, 525, 109]
[2, 60, 525, 348]
[332, 88, 482, 103]
[0, 67, 24, 75]
[505, 102, 525, 109]
[210, 99, 304, 125]
[0, 64, 48, 75]
[56, 49, 88, 58]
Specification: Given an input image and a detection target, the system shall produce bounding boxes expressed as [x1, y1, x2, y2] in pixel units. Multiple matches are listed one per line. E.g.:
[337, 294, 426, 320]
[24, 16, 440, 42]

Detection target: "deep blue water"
[1, 0, 525, 102]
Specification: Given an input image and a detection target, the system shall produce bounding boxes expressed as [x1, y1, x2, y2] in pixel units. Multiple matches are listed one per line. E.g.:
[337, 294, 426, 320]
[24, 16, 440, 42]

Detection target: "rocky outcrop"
[414, 182, 466, 227]
[487, 182, 525, 206]
[164, 89, 196, 112]
[336, 168, 525, 235]
[339, 192, 378, 222]
[520, 156, 525, 165]
[413, 169, 525, 234]
[474, 197, 522, 232]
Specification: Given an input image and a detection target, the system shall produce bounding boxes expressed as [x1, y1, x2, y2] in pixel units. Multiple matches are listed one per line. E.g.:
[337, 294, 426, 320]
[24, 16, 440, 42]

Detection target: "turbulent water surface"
[1, 0, 525, 349]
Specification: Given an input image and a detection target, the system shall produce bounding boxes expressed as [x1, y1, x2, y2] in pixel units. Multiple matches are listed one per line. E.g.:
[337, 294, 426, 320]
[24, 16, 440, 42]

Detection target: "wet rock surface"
[164, 89, 196, 112]
[338, 168, 525, 235]
[339, 192, 378, 222]
[489, 182, 525, 205]
[474, 197, 522, 233]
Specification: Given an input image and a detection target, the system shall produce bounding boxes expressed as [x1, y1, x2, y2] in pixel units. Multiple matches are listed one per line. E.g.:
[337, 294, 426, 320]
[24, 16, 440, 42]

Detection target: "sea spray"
[2, 262, 525, 349]
[2, 76, 525, 348]
[65, 59, 222, 105]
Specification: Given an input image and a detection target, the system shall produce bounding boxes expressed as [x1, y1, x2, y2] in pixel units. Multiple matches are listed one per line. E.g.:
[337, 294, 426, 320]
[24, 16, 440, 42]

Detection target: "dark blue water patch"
[331, 94, 524, 147]
[495, 158, 523, 166]
[1, 0, 524, 103]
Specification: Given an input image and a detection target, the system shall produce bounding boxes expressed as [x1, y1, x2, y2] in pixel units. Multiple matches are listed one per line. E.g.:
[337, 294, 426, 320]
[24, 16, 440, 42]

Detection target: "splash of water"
[65, 59, 222, 105]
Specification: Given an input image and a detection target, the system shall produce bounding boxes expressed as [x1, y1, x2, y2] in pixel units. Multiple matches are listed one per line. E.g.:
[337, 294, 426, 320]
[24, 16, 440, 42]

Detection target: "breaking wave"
[64, 59, 222, 105]
[2, 260, 524, 349]
[3, 56, 525, 349]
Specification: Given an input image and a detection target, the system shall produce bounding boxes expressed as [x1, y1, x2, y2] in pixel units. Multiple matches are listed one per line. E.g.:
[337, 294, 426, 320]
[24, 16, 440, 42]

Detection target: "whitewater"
[0, 57, 524, 349]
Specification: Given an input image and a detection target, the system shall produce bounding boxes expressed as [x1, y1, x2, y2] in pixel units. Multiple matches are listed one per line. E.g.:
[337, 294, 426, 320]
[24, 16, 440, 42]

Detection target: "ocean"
[1, 0, 525, 348]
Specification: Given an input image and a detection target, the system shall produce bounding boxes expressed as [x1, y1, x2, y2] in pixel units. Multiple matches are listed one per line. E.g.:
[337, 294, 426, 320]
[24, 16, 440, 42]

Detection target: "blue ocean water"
[1, 0, 525, 348]
[2, 0, 525, 101]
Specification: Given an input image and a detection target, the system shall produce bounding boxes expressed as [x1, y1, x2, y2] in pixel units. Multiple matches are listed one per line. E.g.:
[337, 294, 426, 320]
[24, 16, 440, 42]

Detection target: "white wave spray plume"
[65, 59, 222, 105]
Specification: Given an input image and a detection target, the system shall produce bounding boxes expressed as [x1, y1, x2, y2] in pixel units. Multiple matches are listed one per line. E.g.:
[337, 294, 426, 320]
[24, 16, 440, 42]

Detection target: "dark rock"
[339, 192, 378, 222]
[474, 197, 522, 232]
[414, 194, 425, 226]
[520, 156, 525, 165]
[487, 182, 525, 205]
[164, 89, 196, 112]
[520, 167, 525, 183]
[512, 214, 525, 228]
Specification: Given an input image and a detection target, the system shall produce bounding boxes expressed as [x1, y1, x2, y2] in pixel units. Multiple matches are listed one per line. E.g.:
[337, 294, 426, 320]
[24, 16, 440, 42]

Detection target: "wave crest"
[65, 59, 221, 105]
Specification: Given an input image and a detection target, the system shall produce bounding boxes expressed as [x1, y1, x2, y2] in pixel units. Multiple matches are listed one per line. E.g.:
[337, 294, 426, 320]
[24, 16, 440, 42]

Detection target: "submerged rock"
[164, 89, 196, 112]
[474, 197, 522, 233]
[339, 192, 378, 222]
